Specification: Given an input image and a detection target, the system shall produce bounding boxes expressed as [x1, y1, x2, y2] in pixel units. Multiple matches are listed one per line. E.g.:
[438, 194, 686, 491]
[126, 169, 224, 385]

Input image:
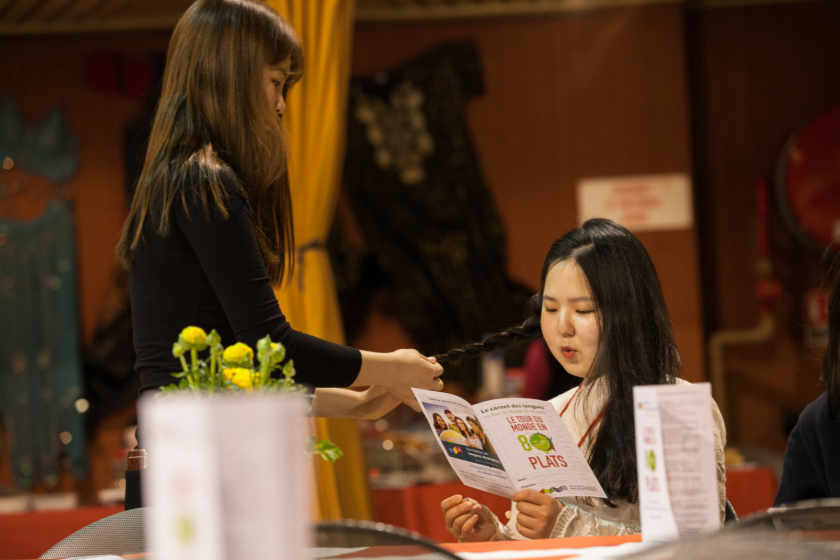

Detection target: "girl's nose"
[276, 95, 286, 116]
[559, 310, 575, 337]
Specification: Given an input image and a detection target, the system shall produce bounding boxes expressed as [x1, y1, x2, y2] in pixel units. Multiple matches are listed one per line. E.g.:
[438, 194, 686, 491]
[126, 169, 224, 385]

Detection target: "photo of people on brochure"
[422, 402, 504, 470]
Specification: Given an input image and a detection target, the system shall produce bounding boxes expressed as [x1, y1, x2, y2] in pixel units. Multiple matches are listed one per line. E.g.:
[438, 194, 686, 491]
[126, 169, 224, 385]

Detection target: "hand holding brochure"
[413, 388, 605, 500]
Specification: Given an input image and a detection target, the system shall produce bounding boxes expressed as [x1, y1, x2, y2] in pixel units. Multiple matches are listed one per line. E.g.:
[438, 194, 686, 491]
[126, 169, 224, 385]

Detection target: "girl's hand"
[441, 495, 496, 542]
[512, 490, 563, 539]
[356, 349, 444, 412]
[352, 386, 401, 419]
[311, 387, 400, 419]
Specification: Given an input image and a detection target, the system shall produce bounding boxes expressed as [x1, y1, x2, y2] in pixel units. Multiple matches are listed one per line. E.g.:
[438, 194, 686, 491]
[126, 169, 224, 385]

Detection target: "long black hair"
[435, 218, 681, 504]
[824, 267, 840, 418]
[117, 0, 303, 286]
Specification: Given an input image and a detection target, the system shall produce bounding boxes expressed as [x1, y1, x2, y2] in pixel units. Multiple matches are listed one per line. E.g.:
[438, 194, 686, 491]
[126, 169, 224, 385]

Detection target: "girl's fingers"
[444, 501, 478, 527]
[451, 511, 476, 535]
[441, 495, 463, 515]
[516, 523, 538, 540]
[514, 500, 541, 518]
[460, 513, 479, 536]
[514, 512, 540, 531]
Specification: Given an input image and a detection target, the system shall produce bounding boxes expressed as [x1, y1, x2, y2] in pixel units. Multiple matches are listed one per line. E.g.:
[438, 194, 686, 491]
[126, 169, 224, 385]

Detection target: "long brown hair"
[116, 0, 303, 285]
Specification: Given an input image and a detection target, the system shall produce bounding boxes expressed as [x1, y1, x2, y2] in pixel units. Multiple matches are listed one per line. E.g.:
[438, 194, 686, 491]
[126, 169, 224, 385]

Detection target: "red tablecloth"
[371, 466, 779, 541]
[0, 506, 123, 560]
[445, 535, 642, 559]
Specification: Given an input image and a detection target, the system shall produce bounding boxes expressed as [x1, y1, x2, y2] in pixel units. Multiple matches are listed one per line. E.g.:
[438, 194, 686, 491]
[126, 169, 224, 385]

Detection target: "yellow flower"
[223, 368, 253, 392]
[223, 342, 254, 365]
[180, 327, 207, 347]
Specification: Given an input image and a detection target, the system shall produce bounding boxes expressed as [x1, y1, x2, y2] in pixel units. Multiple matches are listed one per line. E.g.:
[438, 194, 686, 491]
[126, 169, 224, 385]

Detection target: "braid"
[434, 316, 542, 364]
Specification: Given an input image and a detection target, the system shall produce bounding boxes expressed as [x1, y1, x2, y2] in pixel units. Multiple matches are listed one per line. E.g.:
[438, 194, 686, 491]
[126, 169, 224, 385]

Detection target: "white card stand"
[633, 383, 719, 544]
[140, 393, 310, 560]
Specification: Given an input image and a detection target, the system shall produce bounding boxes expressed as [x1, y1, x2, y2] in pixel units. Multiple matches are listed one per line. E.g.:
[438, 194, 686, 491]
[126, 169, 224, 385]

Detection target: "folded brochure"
[413, 388, 606, 500]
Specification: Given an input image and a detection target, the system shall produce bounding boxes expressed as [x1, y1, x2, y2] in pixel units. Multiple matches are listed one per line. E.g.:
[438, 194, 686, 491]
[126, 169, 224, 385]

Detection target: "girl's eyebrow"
[543, 294, 594, 303]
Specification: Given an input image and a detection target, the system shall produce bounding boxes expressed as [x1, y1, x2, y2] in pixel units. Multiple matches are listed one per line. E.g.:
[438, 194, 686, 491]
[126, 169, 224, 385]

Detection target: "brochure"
[633, 383, 719, 543]
[413, 388, 606, 500]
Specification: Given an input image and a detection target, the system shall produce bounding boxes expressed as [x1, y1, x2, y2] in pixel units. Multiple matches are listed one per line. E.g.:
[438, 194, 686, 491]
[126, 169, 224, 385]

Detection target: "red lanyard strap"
[559, 382, 604, 448]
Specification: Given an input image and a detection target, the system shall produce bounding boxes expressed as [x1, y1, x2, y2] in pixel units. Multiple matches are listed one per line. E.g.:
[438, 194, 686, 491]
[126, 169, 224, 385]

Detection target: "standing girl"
[116, 0, 444, 508]
[117, 0, 443, 412]
[439, 219, 726, 540]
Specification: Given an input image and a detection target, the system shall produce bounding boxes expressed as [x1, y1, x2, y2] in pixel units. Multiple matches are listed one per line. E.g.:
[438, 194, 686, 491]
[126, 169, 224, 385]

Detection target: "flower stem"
[190, 348, 198, 393]
[209, 348, 216, 393]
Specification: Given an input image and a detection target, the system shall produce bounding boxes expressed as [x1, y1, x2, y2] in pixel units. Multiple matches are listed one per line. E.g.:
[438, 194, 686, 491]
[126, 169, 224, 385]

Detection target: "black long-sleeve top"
[129, 166, 362, 394]
[774, 392, 840, 505]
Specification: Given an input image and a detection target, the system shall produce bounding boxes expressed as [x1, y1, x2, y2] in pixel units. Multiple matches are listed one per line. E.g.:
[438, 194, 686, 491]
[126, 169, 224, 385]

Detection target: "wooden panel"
[350, 4, 705, 380]
[687, 0, 840, 450]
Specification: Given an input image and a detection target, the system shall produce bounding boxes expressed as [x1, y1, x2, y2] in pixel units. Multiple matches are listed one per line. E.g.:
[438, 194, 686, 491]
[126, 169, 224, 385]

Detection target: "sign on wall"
[577, 174, 694, 231]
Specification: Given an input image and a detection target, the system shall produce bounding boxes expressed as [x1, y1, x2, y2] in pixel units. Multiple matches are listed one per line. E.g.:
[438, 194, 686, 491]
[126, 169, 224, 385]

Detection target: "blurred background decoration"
[0, 94, 88, 493]
[1, 0, 840, 552]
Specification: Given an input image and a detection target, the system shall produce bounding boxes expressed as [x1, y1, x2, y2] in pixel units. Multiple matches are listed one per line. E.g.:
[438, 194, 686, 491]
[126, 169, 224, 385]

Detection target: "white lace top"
[481, 378, 727, 540]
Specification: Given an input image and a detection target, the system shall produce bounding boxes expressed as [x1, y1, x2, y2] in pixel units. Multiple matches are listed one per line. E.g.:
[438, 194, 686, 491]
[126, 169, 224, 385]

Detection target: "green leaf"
[313, 440, 343, 463]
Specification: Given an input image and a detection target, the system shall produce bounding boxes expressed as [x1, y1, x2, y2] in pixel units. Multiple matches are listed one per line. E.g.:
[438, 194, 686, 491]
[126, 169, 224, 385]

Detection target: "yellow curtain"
[265, 0, 372, 521]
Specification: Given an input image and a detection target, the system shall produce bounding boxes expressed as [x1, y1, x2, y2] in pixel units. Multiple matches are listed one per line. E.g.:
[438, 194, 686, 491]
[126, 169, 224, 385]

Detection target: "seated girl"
[774, 267, 840, 505]
[437, 218, 727, 540]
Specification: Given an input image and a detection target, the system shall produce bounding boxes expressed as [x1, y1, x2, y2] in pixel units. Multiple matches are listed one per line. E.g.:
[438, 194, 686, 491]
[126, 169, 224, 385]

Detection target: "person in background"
[444, 409, 459, 431]
[433, 413, 448, 437]
[116, 0, 443, 509]
[436, 219, 727, 540]
[467, 417, 496, 455]
[774, 267, 840, 505]
[456, 417, 483, 449]
[520, 339, 580, 401]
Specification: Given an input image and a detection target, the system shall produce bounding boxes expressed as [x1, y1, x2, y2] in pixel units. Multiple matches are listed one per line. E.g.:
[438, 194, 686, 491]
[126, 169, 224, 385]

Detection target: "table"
[7, 536, 643, 560]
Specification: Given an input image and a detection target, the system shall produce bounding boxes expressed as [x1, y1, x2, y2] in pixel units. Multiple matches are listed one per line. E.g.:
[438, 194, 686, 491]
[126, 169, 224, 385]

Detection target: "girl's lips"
[561, 347, 576, 359]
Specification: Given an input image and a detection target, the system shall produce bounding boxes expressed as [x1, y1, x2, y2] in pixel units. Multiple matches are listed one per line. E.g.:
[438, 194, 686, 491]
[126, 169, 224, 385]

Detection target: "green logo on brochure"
[529, 433, 555, 453]
[646, 450, 656, 471]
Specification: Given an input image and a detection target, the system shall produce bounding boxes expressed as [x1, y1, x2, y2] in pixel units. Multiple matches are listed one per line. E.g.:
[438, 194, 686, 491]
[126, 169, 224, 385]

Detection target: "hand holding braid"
[434, 315, 542, 364]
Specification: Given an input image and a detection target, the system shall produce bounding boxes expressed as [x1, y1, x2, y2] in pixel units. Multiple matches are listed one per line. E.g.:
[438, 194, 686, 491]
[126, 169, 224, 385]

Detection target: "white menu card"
[140, 394, 309, 560]
[633, 383, 719, 543]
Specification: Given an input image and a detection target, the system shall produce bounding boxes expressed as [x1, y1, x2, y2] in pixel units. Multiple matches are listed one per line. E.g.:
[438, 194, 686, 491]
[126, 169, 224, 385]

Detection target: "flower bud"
[269, 342, 286, 366]
[180, 326, 208, 350]
[223, 367, 253, 392]
[206, 329, 221, 348]
[172, 342, 186, 358]
[223, 342, 254, 366]
[256, 335, 272, 361]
